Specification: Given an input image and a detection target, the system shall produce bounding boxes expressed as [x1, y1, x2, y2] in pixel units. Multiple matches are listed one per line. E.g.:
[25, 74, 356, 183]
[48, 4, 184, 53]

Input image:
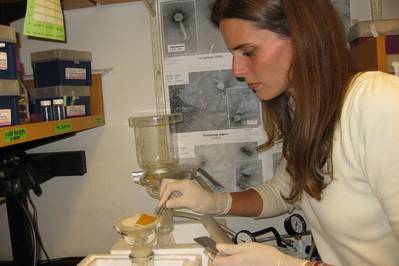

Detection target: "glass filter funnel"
[113, 214, 158, 265]
[128, 113, 183, 198]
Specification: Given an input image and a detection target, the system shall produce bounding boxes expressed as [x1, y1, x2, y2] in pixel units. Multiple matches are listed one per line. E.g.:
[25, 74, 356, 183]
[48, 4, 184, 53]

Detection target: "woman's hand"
[213, 242, 308, 266]
[158, 178, 231, 215]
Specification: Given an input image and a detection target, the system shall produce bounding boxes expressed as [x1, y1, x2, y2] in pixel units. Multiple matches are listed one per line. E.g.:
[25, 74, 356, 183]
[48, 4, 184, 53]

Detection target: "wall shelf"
[0, 73, 105, 266]
[0, 73, 105, 148]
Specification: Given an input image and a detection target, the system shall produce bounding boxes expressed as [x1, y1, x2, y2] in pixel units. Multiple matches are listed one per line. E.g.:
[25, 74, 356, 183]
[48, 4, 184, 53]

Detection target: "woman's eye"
[242, 49, 254, 57]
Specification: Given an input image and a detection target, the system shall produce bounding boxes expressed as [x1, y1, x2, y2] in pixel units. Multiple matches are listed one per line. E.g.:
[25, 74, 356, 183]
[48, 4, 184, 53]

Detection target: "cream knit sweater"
[253, 71, 399, 265]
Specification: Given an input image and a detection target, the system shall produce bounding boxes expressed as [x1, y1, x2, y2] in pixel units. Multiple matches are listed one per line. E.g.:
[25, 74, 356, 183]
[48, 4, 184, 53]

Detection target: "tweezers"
[155, 193, 173, 220]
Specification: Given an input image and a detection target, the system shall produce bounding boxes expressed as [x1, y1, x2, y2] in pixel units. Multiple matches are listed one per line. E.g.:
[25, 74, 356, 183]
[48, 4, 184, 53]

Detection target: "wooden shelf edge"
[0, 114, 105, 148]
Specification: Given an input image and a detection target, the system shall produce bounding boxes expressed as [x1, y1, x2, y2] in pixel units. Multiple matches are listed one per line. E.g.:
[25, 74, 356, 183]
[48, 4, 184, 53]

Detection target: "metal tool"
[155, 194, 171, 220]
[155, 191, 182, 220]
[197, 167, 224, 189]
[194, 236, 219, 255]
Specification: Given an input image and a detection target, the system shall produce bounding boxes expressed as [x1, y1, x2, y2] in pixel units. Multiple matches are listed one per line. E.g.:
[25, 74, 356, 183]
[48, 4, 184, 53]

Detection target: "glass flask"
[129, 113, 183, 172]
[128, 113, 183, 197]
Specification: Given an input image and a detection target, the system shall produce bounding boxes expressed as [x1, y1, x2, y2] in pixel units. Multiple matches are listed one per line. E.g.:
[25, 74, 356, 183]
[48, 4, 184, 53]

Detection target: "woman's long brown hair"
[211, 0, 352, 202]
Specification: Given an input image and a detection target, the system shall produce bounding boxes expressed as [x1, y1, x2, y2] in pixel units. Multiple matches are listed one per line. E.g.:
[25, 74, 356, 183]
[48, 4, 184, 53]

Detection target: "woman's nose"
[232, 55, 247, 79]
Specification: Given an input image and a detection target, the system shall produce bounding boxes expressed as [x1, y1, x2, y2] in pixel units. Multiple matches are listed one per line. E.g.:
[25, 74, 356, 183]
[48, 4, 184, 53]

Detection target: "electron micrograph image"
[331, 0, 351, 31]
[169, 69, 259, 133]
[194, 142, 262, 191]
[195, 0, 228, 54]
[227, 88, 260, 128]
[235, 160, 263, 191]
[160, 0, 228, 57]
[169, 70, 229, 132]
[161, 0, 198, 57]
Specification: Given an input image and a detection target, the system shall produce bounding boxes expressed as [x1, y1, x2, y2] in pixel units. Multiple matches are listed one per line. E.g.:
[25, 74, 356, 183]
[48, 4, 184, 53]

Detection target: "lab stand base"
[79, 253, 202, 266]
[79, 221, 214, 266]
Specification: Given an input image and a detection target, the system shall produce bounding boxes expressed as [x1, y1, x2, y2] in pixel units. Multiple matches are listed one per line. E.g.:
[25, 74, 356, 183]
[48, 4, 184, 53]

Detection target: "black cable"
[26, 192, 50, 262]
[15, 196, 38, 266]
[307, 237, 316, 261]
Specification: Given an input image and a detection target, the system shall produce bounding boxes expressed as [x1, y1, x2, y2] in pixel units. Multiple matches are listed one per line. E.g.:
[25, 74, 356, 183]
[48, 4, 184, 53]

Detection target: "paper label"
[165, 72, 189, 86]
[246, 119, 259, 125]
[168, 44, 186, 53]
[0, 109, 11, 126]
[66, 105, 86, 117]
[65, 68, 86, 80]
[4, 128, 28, 143]
[23, 0, 65, 41]
[54, 121, 72, 134]
[95, 116, 104, 125]
[0, 51, 7, 70]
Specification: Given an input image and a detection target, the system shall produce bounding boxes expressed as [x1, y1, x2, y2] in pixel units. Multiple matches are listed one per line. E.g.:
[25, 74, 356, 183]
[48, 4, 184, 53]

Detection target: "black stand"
[6, 194, 35, 266]
[0, 148, 86, 266]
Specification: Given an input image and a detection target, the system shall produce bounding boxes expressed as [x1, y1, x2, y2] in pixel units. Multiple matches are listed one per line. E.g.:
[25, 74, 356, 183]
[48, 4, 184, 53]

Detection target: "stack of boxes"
[0, 25, 19, 127]
[30, 49, 92, 121]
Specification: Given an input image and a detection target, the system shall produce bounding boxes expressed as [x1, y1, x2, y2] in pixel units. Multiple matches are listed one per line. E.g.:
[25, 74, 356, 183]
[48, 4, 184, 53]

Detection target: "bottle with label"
[40, 100, 53, 122]
[52, 98, 65, 120]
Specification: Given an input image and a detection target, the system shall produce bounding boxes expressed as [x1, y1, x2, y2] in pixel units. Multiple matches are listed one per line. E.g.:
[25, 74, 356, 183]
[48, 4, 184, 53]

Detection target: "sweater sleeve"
[251, 159, 297, 218]
[354, 72, 399, 240]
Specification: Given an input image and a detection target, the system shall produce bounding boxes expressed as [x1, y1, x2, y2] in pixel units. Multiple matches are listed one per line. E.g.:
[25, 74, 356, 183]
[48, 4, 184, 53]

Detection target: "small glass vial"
[40, 100, 53, 122]
[52, 99, 66, 120]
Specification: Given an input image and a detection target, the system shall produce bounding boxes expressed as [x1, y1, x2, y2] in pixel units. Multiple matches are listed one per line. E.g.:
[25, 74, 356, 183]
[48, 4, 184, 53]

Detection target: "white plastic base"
[78, 253, 202, 266]
[111, 221, 211, 264]
[85, 221, 212, 266]
[111, 221, 209, 255]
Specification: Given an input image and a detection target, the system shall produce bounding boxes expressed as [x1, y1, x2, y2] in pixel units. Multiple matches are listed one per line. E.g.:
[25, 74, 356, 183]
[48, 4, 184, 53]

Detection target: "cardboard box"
[348, 19, 399, 42]
[31, 49, 92, 88]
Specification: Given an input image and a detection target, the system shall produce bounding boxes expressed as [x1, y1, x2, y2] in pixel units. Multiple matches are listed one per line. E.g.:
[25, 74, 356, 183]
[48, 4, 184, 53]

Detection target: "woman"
[159, 0, 399, 265]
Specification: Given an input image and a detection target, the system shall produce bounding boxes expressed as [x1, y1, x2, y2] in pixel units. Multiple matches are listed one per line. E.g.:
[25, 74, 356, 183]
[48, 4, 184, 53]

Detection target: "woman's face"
[220, 18, 293, 100]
